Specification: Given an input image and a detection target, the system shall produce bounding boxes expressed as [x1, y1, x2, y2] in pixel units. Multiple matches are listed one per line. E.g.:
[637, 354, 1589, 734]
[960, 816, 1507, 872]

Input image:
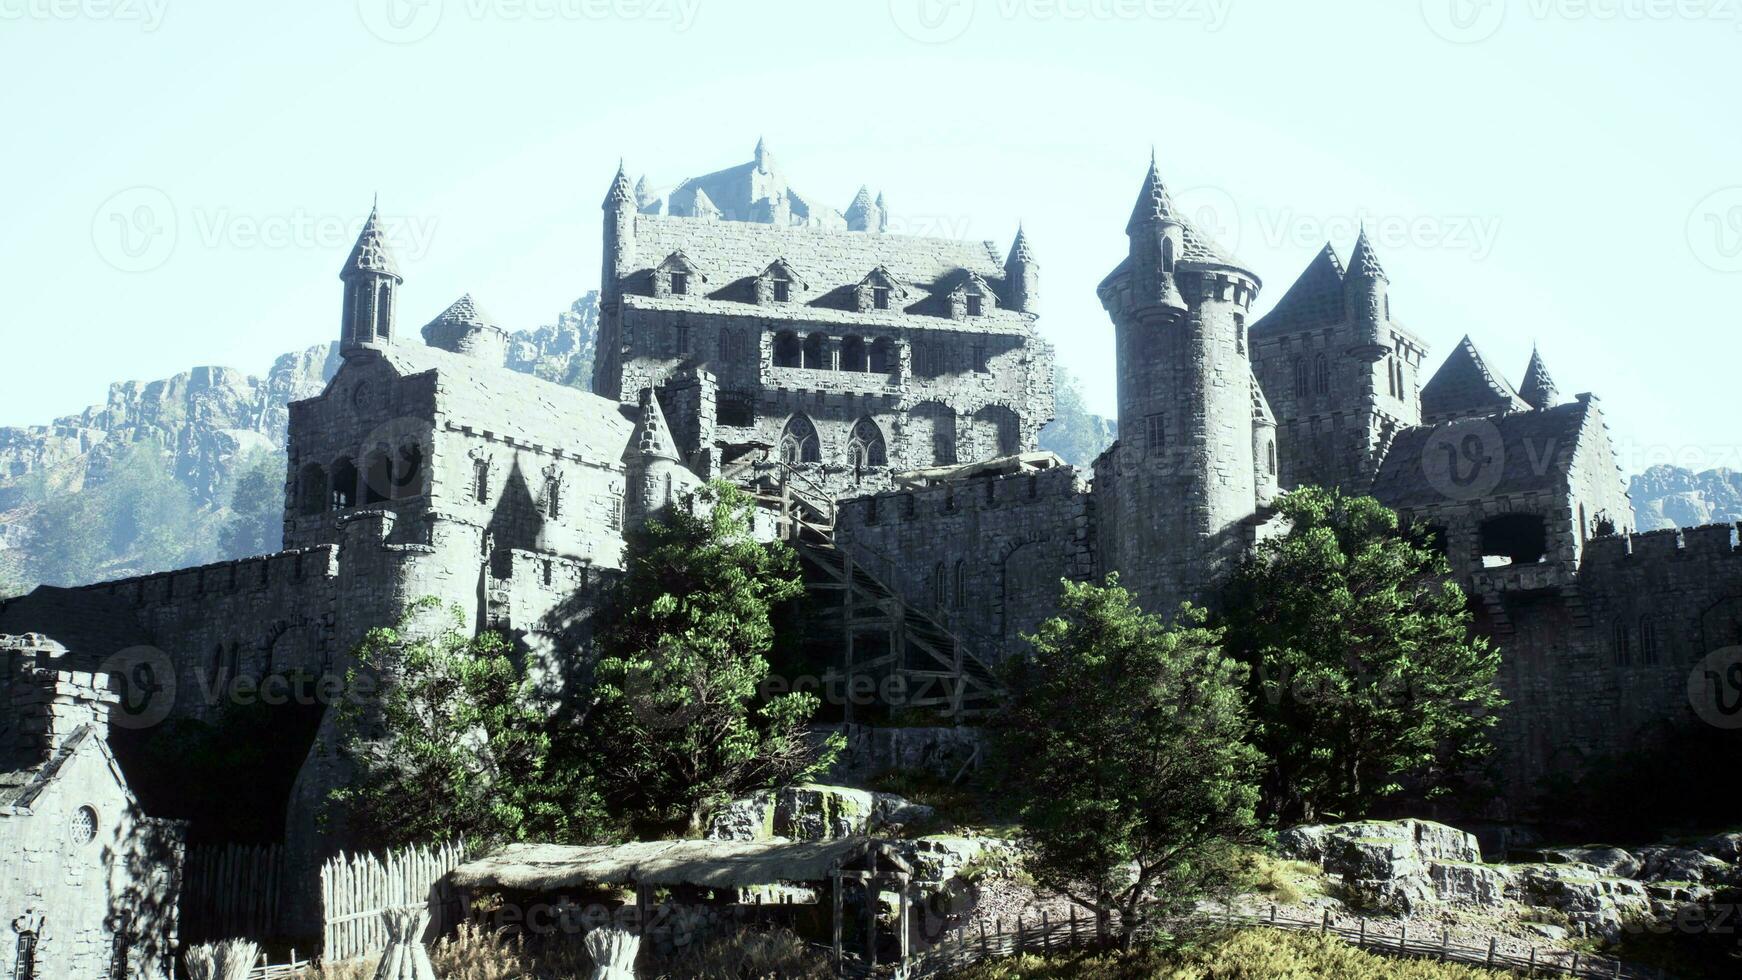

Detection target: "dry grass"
[942, 927, 1511, 979]
[1235, 850, 1326, 907]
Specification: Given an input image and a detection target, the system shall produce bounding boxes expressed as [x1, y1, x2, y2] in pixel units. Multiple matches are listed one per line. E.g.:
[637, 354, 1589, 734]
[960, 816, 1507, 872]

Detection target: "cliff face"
[1631, 465, 1742, 531]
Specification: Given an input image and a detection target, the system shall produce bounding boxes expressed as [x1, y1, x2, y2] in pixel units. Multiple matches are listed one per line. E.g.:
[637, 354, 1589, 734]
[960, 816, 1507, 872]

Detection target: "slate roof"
[638, 141, 846, 227]
[340, 205, 402, 281]
[1370, 398, 1593, 508]
[450, 838, 874, 891]
[1347, 228, 1388, 281]
[1252, 243, 1346, 336]
[0, 726, 123, 813]
[370, 343, 635, 463]
[1519, 347, 1559, 410]
[625, 387, 679, 463]
[1420, 335, 1531, 422]
[422, 294, 506, 339]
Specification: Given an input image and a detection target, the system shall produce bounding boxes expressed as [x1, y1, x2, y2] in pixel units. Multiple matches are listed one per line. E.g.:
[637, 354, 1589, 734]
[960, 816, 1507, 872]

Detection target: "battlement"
[839, 462, 1085, 527]
[1581, 522, 1742, 567]
[77, 546, 342, 608]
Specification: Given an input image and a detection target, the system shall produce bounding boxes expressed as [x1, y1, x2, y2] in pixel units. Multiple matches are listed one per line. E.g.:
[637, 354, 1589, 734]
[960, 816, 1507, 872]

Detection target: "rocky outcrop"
[1282, 819, 1742, 941]
[1630, 464, 1742, 530]
[705, 784, 934, 843]
[504, 294, 599, 389]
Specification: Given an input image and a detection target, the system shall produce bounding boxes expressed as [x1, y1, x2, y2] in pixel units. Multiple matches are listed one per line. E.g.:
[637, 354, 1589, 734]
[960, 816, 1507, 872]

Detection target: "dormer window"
[966, 295, 983, 317]
[757, 259, 806, 305]
[856, 266, 908, 313]
[948, 272, 995, 320]
[873, 287, 890, 310]
[773, 279, 791, 302]
[671, 273, 689, 296]
[656, 251, 705, 299]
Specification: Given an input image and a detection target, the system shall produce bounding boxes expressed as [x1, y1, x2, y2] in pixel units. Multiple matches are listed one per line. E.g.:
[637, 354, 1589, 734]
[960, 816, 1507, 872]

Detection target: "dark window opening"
[1639, 616, 1659, 665]
[934, 562, 947, 608]
[1313, 354, 1329, 396]
[1161, 237, 1176, 273]
[972, 343, 988, 372]
[473, 458, 490, 504]
[1234, 313, 1246, 355]
[1145, 414, 1166, 456]
[1417, 523, 1450, 558]
[966, 294, 983, 317]
[1614, 619, 1633, 667]
[903, 495, 916, 519]
[670, 272, 689, 296]
[953, 560, 967, 608]
[873, 287, 890, 310]
[801, 333, 828, 370]
[718, 392, 755, 427]
[393, 443, 423, 500]
[773, 331, 802, 368]
[1292, 357, 1307, 398]
[865, 498, 879, 525]
[363, 451, 392, 504]
[1479, 513, 1548, 566]
[298, 464, 328, 516]
[330, 457, 358, 510]
[674, 323, 690, 355]
[841, 336, 869, 372]
[772, 279, 790, 302]
[869, 337, 895, 373]
[1266, 441, 1277, 476]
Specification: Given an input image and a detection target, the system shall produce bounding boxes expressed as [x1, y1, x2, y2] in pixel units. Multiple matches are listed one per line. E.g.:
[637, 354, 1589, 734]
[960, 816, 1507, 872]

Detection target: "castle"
[2, 141, 1739, 939]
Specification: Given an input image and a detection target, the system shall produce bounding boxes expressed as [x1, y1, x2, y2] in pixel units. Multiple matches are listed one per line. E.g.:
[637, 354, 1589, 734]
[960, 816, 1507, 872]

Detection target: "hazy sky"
[3, 0, 1739, 475]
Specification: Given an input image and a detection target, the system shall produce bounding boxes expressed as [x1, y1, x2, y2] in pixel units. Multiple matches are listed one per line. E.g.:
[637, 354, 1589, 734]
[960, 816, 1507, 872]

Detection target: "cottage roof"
[449, 838, 875, 891]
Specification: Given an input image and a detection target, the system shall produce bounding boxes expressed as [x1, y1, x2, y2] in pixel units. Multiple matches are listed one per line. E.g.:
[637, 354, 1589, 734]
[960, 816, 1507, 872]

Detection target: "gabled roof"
[1371, 398, 1596, 509]
[340, 205, 402, 281]
[637, 140, 845, 227]
[0, 726, 133, 814]
[761, 258, 807, 288]
[1419, 335, 1531, 422]
[1252, 243, 1346, 336]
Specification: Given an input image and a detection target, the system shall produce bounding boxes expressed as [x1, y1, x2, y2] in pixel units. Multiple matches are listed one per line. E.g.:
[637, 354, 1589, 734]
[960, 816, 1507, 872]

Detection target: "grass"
[940, 927, 1513, 979]
[1234, 851, 1325, 907]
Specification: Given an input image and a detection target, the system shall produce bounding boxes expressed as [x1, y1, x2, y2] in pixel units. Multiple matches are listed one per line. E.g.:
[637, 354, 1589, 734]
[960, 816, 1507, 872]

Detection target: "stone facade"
[1, 635, 183, 980]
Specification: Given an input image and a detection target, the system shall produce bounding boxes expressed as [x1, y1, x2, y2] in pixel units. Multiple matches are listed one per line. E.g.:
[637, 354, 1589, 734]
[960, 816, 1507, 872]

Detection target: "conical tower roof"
[1006, 224, 1035, 266]
[603, 161, 635, 208]
[340, 204, 402, 280]
[1347, 227, 1388, 281]
[423, 293, 502, 333]
[626, 387, 681, 462]
[1519, 346, 1559, 410]
[1125, 153, 1178, 234]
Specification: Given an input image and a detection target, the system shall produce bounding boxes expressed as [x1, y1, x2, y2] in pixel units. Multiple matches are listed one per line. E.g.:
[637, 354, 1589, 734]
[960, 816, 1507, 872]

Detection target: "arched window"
[718, 328, 735, 362]
[846, 417, 888, 469]
[778, 414, 821, 465]
[869, 337, 896, 373]
[953, 560, 966, 609]
[934, 562, 947, 608]
[298, 463, 327, 516]
[330, 457, 359, 510]
[1614, 619, 1632, 667]
[1161, 236, 1176, 273]
[472, 456, 490, 504]
[840, 336, 869, 372]
[363, 450, 392, 504]
[801, 333, 828, 370]
[773, 331, 802, 368]
[1292, 357, 1307, 398]
[393, 442, 423, 500]
[1639, 615, 1659, 665]
[1313, 354, 1329, 396]
[1267, 441, 1277, 476]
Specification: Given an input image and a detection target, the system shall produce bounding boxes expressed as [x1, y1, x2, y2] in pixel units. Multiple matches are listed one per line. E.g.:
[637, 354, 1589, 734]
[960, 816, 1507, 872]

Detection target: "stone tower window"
[299, 464, 328, 516]
[331, 456, 359, 510]
[1235, 313, 1246, 355]
[718, 391, 754, 427]
[773, 331, 802, 368]
[541, 465, 564, 519]
[953, 560, 966, 609]
[1267, 441, 1277, 476]
[1639, 616, 1659, 665]
[1145, 414, 1166, 456]
[1313, 354, 1330, 396]
[1292, 357, 1307, 398]
[70, 805, 97, 845]
[472, 456, 491, 504]
[1161, 237, 1176, 273]
[1613, 619, 1632, 667]
[934, 562, 947, 608]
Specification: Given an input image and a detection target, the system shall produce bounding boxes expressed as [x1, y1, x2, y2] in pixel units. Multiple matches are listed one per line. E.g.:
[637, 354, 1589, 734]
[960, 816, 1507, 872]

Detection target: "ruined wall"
[834, 465, 1094, 663]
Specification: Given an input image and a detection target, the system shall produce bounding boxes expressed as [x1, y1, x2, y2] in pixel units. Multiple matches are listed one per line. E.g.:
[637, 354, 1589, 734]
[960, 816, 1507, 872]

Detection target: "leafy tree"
[1037, 366, 1116, 469]
[22, 439, 210, 585]
[992, 576, 1261, 948]
[0, 556, 24, 600]
[217, 448, 285, 559]
[1221, 486, 1506, 825]
[585, 481, 837, 834]
[331, 598, 607, 850]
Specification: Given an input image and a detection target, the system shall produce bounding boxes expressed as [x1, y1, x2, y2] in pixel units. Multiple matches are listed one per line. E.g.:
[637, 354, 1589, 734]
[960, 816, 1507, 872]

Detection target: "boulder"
[705, 784, 934, 842]
[1280, 819, 1481, 866]
[1538, 846, 1643, 879]
[1695, 832, 1742, 863]
[1635, 846, 1738, 887]
[1427, 860, 1516, 907]
[1514, 864, 1651, 941]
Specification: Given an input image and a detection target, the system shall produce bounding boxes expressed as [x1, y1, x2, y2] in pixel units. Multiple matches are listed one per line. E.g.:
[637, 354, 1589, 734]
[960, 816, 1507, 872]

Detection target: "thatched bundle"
[371, 908, 437, 980]
[182, 939, 260, 980]
[583, 927, 640, 980]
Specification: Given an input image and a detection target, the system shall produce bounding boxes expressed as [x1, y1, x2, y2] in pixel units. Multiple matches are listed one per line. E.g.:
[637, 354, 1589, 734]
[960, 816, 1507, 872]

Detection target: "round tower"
[623, 387, 684, 525]
[596, 162, 637, 399]
[1004, 225, 1038, 314]
[1096, 155, 1261, 616]
[1519, 345, 1560, 410]
[339, 202, 403, 351]
[422, 294, 508, 366]
[1344, 227, 1390, 361]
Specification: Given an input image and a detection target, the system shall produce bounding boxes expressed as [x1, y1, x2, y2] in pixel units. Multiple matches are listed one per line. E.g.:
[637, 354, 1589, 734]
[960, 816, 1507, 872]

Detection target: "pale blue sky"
[3, 0, 1739, 474]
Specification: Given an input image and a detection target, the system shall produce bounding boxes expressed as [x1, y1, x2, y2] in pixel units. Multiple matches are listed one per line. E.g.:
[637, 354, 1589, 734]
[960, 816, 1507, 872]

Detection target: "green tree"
[1221, 486, 1505, 825]
[586, 481, 837, 834]
[22, 439, 210, 585]
[992, 576, 1261, 948]
[330, 598, 605, 850]
[217, 448, 285, 559]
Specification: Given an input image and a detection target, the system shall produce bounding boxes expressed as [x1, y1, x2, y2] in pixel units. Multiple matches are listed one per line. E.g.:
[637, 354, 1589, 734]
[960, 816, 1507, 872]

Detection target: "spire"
[845, 185, 881, 232]
[1519, 345, 1560, 410]
[603, 161, 634, 208]
[422, 293, 507, 363]
[690, 187, 720, 219]
[633, 174, 651, 206]
[754, 136, 772, 172]
[626, 387, 681, 463]
[1006, 224, 1035, 266]
[340, 203, 402, 281]
[1125, 155, 1178, 234]
[1347, 226, 1388, 282]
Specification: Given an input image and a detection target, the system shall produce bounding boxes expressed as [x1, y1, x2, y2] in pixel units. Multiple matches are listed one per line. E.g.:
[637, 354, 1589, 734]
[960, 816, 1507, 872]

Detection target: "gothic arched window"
[1639, 615, 1659, 665]
[1313, 354, 1330, 396]
[1614, 619, 1633, 667]
[778, 414, 821, 465]
[1292, 358, 1307, 398]
[331, 456, 359, 510]
[846, 417, 887, 470]
[1161, 236, 1176, 273]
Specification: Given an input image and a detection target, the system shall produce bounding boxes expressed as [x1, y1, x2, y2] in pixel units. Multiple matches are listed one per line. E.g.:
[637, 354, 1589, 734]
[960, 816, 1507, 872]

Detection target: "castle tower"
[339, 203, 403, 351]
[1095, 155, 1261, 616]
[1519, 345, 1560, 410]
[875, 191, 888, 232]
[622, 387, 684, 526]
[1004, 225, 1038, 314]
[845, 186, 883, 232]
[422, 293, 508, 366]
[1344, 227, 1390, 361]
[595, 163, 637, 399]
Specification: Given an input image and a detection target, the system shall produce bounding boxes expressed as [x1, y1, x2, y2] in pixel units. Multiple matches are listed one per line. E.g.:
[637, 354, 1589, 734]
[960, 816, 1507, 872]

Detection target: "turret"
[1519, 345, 1560, 410]
[1124, 153, 1190, 317]
[422, 294, 508, 366]
[874, 191, 888, 233]
[622, 387, 684, 526]
[339, 202, 403, 351]
[1004, 225, 1038, 314]
[596, 162, 637, 398]
[845, 185, 883, 233]
[1344, 227, 1390, 361]
[754, 136, 773, 173]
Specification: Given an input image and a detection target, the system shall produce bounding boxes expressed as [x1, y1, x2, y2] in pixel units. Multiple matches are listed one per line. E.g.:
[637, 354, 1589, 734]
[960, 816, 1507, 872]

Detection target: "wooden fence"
[320, 841, 468, 964]
[181, 843, 287, 944]
[875, 904, 1665, 979]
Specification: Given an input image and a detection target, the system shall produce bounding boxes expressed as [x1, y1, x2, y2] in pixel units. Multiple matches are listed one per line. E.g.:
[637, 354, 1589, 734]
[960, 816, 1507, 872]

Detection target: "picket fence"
[868, 905, 1666, 980]
[320, 841, 468, 964]
[181, 843, 287, 944]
